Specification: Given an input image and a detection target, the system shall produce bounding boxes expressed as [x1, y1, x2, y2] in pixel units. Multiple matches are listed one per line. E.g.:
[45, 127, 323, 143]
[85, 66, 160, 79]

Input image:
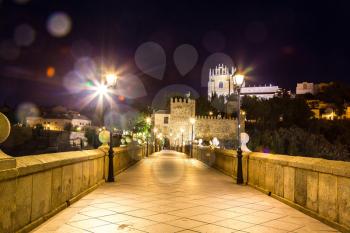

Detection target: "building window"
[219, 82, 223, 89]
[303, 83, 308, 89]
[164, 117, 169, 124]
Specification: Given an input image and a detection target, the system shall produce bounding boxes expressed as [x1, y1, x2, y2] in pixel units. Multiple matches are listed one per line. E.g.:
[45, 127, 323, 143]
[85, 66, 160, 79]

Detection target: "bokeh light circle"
[63, 70, 86, 94]
[135, 41, 166, 80]
[116, 74, 147, 99]
[173, 44, 198, 76]
[103, 105, 139, 130]
[16, 102, 40, 124]
[46, 66, 55, 78]
[47, 12, 72, 37]
[151, 154, 186, 184]
[14, 24, 36, 46]
[74, 57, 97, 81]
[151, 84, 200, 110]
[201, 52, 234, 87]
[0, 40, 20, 60]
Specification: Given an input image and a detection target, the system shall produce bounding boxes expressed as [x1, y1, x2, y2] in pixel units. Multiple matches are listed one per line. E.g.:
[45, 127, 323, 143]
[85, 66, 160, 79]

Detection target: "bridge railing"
[0, 145, 144, 233]
[192, 145, 350, 233]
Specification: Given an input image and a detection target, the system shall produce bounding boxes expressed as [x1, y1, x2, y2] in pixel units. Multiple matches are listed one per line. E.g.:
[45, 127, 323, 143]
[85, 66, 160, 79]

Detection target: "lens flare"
[0, 40, 20, 60]
[96, 83, 108, 95]
[16, 102, 39, 124]
[173, 44, 198, 76]
[135, 41, 166, 80]
[14, 24, 36, 47]
[47, 12, 72, 37]
[46, 66, 55, 78]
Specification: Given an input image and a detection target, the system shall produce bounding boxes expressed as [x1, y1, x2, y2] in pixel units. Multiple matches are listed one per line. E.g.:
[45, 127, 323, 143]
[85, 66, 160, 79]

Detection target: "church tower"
[208, 64, 237, 100]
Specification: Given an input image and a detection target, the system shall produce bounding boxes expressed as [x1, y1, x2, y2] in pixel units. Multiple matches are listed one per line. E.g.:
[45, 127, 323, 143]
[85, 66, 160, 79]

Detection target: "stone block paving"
[31, 150, 339, 233]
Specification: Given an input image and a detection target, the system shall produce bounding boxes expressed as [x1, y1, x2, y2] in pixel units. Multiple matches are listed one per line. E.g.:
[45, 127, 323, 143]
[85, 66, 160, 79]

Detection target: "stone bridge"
[0, 146, 349, 233]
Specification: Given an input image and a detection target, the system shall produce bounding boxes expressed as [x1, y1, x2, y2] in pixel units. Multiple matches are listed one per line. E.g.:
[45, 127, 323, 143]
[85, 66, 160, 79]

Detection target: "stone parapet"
[0, 150, 16, 171]
[192, 145, 350, 233]
[0, 146, 143, 233]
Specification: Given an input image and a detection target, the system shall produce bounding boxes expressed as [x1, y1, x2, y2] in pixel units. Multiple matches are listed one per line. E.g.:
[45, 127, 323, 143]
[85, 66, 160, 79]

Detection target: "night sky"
[1, 0, 350, 109]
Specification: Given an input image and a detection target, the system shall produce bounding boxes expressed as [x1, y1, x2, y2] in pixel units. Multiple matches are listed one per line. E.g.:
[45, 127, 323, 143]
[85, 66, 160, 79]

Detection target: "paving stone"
[31, 151, 338, 233]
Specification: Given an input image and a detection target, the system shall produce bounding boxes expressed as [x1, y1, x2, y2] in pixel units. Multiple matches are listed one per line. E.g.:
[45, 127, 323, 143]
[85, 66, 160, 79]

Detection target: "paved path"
[32, 150, 338, 233]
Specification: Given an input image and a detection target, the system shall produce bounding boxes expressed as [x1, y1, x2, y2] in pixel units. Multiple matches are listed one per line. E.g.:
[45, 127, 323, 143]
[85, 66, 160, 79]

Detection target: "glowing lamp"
[189, 117, 196, 125]
[234, 74, 245, 87]
[98, 130, 110, 145]
[96, 83, 108, 95]
[106, 73, 117, 87]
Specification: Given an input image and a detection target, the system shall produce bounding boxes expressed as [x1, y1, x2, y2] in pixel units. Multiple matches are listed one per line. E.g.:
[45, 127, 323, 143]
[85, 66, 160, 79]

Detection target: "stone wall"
[195, 116, 239, 141]
[0, 146, 143, 233]
[153, 97, 243, 145]
[192, 146, 350, 233]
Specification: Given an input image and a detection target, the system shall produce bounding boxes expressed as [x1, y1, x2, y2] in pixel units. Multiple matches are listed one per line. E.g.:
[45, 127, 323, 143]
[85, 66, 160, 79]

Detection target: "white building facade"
[208, 64, 280, 100]
[296, 82, 316, 95]
[26, 107, 91, 131]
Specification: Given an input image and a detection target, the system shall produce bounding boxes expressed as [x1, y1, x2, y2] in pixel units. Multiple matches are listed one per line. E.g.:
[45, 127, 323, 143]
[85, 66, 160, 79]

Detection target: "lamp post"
[180, 128, 184, 153]
[176, 134, 180, 151]
[157, 133, 162, 150]
[189, 117, 195, 158]
[146, 117, 151, 157]
[104, 72, 118, 183]
[153, 128, 158, 152]
[232, 73, 245, 184]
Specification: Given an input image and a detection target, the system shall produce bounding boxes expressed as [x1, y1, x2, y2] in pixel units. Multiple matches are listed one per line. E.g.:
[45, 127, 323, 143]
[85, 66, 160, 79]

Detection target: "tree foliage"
[242, 95, 350, 161]
[241, 96, 313, 130]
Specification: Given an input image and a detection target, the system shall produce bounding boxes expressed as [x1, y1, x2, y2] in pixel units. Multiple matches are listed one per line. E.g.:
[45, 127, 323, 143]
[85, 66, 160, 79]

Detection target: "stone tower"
[169, 97, 195, 144]
[208, 64, 237, 100]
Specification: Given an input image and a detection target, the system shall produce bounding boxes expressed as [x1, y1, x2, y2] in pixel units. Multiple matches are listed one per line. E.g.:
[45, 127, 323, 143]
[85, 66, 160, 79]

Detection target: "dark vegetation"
[240, 82, 350, 161]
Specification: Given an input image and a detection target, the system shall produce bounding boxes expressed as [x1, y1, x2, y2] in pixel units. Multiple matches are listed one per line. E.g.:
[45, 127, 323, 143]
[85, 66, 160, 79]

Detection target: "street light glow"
[190, 117, 196, 124]
[234, 74, 245, 87]
[96, 83, 108, 96]
[106, 73, 117, 87]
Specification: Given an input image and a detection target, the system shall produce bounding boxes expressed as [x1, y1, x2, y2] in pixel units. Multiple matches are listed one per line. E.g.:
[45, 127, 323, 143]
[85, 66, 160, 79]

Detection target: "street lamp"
[233, 73, 245, 184]
[153, 127, 158, 152]
[146, 117, 151, 157]
[157, 133, 163, 150]
[180, 128, 184, 153]
[104, 72, 118, 182]
[189, 117, 196, 158]
[176, 134, 180, 151]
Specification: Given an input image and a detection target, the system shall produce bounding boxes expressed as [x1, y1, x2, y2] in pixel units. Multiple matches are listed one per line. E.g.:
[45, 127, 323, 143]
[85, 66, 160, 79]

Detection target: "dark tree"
[64, 122, 73, 131]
